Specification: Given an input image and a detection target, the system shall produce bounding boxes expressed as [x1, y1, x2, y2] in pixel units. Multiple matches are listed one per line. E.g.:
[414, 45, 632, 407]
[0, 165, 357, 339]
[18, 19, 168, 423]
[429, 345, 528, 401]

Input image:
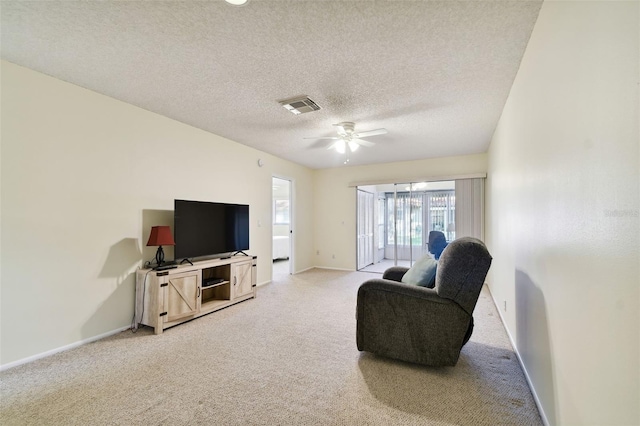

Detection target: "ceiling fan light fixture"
[307, 121, 386, 156]
[334, 122, 354, 136]
[225, 0, 249, 6]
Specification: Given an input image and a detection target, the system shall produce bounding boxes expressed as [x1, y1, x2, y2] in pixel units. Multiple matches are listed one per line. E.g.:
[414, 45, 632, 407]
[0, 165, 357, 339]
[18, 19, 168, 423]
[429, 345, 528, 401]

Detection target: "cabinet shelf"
[202, 280, 229, 289]
[135, 256, 257, 334]
[202, 281, 231, 304]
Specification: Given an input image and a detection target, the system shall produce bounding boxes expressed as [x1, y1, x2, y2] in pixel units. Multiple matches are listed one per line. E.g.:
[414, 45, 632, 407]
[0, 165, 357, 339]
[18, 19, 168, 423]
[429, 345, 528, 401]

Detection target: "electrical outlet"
[503, 300, 507, 312]
[332, 254, 335, 259]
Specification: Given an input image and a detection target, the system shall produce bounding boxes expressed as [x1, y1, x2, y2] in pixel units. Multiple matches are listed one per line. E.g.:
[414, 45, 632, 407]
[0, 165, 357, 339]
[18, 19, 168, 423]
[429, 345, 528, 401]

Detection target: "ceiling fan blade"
[354, 138, 376, 147]
[353, 128, 387, 138]
[303, 136, 340, 140]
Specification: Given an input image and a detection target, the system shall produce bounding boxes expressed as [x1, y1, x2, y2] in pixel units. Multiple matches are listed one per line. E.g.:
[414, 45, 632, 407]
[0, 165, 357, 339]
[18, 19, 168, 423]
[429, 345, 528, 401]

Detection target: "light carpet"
[0, 268, 542, 425]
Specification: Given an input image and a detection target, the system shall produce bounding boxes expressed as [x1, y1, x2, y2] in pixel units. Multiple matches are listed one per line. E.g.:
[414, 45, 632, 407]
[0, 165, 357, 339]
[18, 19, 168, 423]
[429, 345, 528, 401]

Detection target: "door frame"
[272, 175, 294, 276]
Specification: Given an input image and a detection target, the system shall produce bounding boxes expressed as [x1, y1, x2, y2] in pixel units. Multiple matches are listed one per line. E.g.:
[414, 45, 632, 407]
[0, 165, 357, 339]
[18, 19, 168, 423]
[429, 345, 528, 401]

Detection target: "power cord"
[131, 269, 152, 333]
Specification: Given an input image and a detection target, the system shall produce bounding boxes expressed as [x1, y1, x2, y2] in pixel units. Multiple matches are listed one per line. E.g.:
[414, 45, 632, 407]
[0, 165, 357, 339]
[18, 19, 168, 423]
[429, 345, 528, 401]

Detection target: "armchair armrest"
[356, 279, 471, 366]
[382, 266, 409, 282]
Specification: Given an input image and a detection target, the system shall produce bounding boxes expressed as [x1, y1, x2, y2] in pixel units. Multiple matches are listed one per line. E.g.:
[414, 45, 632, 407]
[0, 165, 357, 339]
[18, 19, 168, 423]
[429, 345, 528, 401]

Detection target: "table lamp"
[146, 225, 175, 267]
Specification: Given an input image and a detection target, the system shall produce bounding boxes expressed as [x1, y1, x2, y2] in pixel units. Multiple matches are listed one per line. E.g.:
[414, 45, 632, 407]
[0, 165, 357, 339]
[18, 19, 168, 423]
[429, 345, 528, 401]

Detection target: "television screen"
[174, 199, 249, 260]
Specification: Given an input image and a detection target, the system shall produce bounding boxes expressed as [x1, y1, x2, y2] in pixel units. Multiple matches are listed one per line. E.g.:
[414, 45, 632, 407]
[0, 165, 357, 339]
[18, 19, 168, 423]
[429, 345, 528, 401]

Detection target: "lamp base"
[153, 246, 178, 270]
[155, 246, 165, 266]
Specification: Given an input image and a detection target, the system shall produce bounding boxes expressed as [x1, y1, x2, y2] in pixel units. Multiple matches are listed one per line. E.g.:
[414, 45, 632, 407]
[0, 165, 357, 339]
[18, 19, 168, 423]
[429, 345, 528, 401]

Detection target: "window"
[385, 189, 455, 248]
[426, 191, 455, 238]
[273, 199, 289, 224]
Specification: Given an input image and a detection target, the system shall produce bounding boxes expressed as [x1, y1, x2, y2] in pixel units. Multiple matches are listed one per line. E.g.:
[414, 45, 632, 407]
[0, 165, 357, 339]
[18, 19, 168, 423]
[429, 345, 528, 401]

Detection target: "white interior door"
[357, 190, 374, 270]
[272, 177, 292, 278]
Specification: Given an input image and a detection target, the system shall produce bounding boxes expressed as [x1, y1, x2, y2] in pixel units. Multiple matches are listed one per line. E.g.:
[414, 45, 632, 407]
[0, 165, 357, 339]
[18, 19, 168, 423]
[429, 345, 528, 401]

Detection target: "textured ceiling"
[1, 0, 542, 169]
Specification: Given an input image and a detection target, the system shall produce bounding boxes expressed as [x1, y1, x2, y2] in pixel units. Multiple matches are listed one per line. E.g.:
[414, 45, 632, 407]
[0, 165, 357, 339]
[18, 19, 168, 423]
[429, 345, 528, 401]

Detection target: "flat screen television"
[174, 199, 249, 260]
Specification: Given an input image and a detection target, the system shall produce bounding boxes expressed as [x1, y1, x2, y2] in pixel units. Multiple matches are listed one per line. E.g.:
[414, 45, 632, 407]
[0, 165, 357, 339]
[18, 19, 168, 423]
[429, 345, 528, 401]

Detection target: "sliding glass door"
[388, 183, 454, 261]
[359, 181, 454, 269]
[385, 187, 428, 264]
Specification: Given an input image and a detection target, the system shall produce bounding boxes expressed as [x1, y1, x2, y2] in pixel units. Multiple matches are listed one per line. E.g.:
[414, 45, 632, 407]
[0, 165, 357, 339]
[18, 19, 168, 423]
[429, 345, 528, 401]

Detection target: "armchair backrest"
[434, 237, 492, 315]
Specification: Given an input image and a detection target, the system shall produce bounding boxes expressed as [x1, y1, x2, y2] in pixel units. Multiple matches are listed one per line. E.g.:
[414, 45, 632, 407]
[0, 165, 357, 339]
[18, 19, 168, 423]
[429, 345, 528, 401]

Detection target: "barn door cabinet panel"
[135, 256, 257, 334]
[232, 260, 254, 300]
[165, 271, 200, 321]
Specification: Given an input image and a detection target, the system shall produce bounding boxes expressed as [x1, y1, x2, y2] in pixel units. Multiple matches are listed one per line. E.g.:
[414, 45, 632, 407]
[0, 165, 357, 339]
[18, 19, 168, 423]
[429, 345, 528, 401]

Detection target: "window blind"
[454, 178, 484, 241]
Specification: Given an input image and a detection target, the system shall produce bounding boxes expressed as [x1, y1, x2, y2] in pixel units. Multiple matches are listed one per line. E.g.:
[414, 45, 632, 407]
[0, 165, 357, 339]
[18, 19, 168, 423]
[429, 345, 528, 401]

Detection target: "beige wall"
[313, 154, 487, 269]
[486, 2, 639, 425]
[0, 61, 314, 366]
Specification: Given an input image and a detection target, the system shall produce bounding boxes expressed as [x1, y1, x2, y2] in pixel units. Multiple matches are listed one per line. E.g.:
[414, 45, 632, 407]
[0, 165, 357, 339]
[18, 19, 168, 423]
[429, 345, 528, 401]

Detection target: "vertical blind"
[454, 178, 484, 240]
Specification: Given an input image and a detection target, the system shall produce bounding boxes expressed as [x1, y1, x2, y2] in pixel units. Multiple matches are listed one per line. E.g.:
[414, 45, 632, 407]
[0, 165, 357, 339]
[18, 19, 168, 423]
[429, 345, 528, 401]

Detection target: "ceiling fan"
[304, 122, 388, 154]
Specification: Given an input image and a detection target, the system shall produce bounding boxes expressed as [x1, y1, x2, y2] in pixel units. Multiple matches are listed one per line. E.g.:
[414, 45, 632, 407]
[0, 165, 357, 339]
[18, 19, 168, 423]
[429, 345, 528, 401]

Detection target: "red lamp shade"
[146, 226, 175, 268]
[146, 226, 175, 247]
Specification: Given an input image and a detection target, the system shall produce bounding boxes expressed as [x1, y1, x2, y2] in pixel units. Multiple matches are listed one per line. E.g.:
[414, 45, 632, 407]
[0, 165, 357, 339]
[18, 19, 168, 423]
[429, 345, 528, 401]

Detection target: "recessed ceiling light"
[225, 0, 249, 5]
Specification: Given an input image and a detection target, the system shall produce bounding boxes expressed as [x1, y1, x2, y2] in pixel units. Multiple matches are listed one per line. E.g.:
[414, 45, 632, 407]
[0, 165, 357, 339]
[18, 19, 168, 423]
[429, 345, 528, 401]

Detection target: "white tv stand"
[135, 255, 257, 334]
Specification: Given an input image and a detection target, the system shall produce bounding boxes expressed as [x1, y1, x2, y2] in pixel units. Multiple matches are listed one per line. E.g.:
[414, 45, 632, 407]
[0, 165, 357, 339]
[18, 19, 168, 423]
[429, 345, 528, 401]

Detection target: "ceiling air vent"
[279, 96, 321, 115]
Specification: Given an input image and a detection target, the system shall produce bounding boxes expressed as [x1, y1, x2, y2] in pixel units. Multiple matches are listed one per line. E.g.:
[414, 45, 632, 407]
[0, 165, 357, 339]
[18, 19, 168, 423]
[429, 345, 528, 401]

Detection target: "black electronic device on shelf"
[154, 264, 177, 271]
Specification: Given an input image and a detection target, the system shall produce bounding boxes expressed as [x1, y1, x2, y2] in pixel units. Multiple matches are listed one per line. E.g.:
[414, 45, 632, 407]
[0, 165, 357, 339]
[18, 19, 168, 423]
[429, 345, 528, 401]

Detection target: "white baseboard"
[271, 266, 355, 276]
[312, 266, 355, 272]
[485, 285, 550, 426]
[0, 325, 131, 372]
[263, 266, 354, 283]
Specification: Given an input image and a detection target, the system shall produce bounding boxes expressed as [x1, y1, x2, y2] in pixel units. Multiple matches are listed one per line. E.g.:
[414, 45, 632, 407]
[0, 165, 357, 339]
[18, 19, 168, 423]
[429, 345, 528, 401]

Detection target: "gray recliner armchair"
[356, 237, 492, 366]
